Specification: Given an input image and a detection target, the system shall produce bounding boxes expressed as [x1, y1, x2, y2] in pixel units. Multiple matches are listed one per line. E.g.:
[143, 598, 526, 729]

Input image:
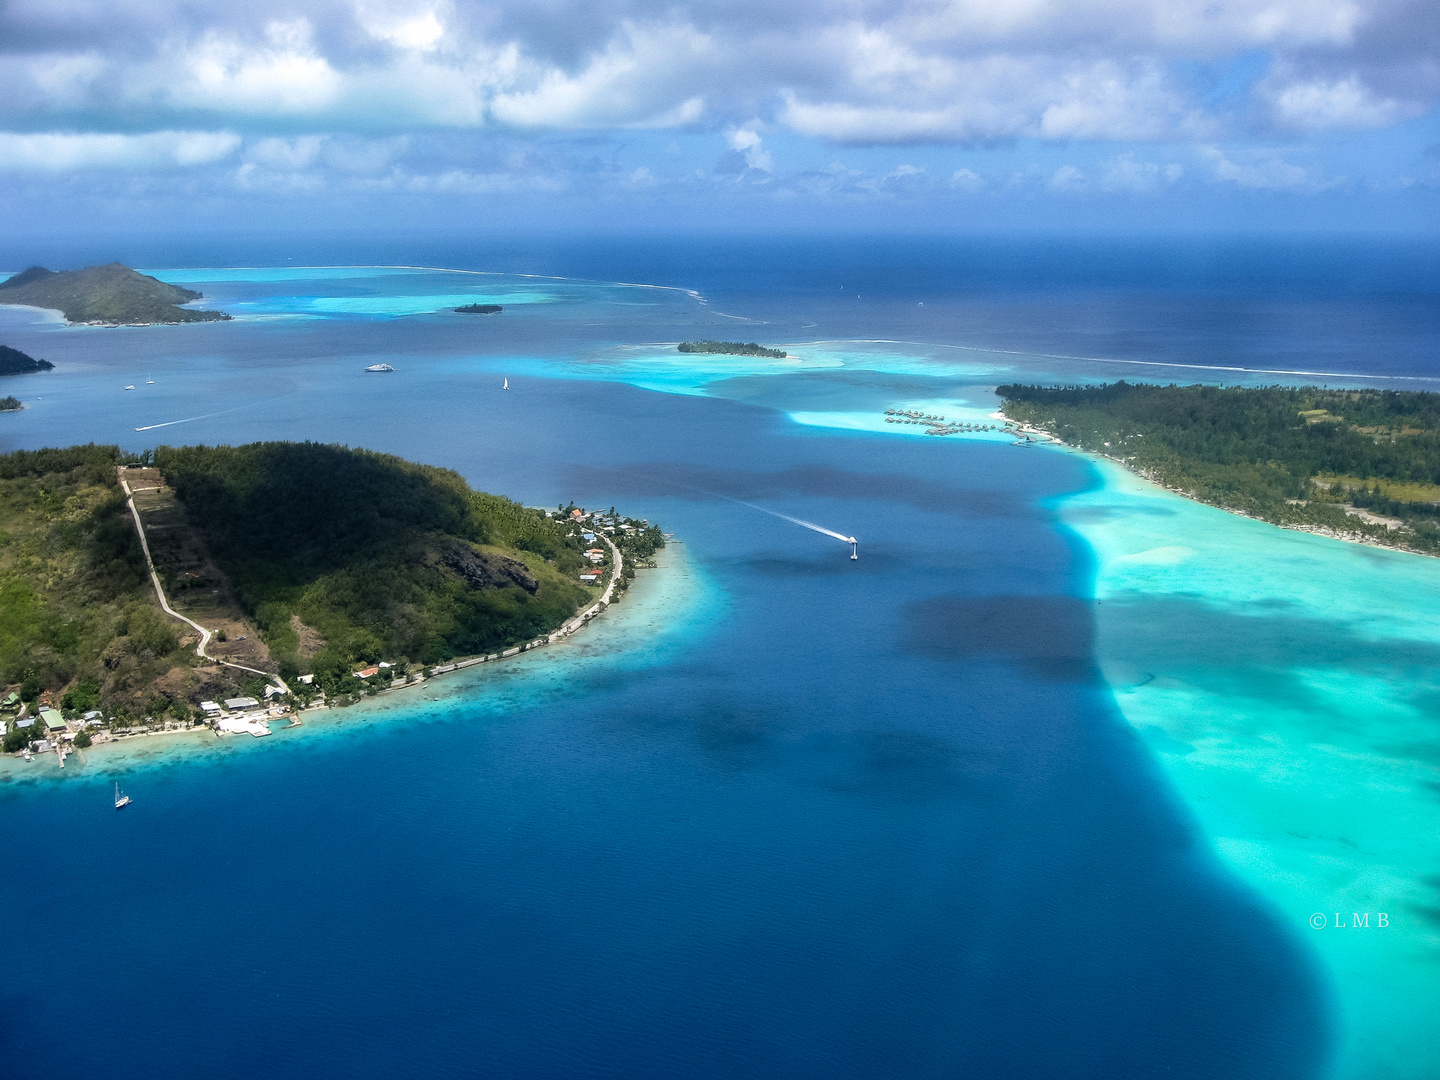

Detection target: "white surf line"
[134, 404, 252, 432]
[142, 264, 709, 302]
[118, 468, 288, 693]
[798, 337, 1440, 385]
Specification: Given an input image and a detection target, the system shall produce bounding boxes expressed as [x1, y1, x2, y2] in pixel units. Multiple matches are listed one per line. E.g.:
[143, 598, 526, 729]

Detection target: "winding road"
[118, 468, 289, 693]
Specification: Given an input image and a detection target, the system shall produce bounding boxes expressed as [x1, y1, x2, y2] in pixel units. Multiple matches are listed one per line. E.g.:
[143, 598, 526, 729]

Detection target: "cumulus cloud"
[722, 127, 772, 172]
[1, 0, 1433, 143]
[0, 129, 240, 171]
[489, 22, 715, 129]
[1263, 73, 1413, 130]
[0, 0, 1433, 207]
[1201, 145, 1316, 189]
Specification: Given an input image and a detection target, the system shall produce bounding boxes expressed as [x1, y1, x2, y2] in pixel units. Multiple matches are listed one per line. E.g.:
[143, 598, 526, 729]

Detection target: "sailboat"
[146, 375, 154, 384]
[503, 377, 509, 390]
[114, 782, 132, 809]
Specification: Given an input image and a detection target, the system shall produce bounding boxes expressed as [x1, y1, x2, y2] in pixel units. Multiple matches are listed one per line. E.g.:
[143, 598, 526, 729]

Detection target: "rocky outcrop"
[445, 544, 539, 594]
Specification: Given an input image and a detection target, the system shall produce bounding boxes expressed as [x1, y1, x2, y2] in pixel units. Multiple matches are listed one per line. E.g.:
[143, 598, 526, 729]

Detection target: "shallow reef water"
[1, 242, 1436, 1078]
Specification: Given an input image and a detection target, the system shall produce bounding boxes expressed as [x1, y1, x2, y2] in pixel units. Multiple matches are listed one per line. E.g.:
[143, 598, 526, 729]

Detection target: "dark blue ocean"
[2, 235, 1436, 1079]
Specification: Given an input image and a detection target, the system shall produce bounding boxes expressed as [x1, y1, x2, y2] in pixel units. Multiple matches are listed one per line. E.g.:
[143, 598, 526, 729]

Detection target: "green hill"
[0, 442, 638, 741]
[154, 442, 596, 684]
[0, 263, 230, 325]
[0, 345, 53, 375]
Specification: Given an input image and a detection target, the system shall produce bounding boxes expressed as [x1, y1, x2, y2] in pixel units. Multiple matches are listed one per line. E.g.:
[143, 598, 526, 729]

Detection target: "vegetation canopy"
[678, 340, 787, 359]
[0, 442, 650, 736]
[0, 263, 230, 325]
[155, 442, 595, 684]
[999, 381, 1440, 553]
[0, 345, 54, 376]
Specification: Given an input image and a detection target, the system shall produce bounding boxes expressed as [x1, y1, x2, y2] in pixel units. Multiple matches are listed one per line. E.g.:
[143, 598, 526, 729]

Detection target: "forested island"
[0, 397, 21, 412]
[454, 304, 502, 314]
[1000, 382, 1440, 554]
[678, 340, 788, 358]
[0, 442, 663, 749]
[0, 263, 230, 325]
[0, 345, 53, 375]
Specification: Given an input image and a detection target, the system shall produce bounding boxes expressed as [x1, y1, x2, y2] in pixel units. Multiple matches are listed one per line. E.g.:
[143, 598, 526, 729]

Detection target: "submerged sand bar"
[1057, 455, 1440, 1080]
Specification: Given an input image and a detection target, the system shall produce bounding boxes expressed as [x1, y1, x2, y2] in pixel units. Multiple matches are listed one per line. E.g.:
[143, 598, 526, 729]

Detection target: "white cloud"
[1265, 74, 1412, 130]
[725, 127, 772, 172]
[1049, 164, 1086, 190]
[176, 21, 343, 114]
[489, 22, 715, 129]
[0, 130, 240, 171]
[356, 2, 447, 51]
[1101, 153, 1185, 191]
[1202, 146, 1313, 189]
[0, 0, 1432, 205]
[779, 57, 1190, 144]
[950, 167, 984, 191]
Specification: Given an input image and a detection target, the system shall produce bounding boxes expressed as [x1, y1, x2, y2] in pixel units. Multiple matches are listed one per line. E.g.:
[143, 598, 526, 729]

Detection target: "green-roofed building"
[1, 691, 19, 712]
[39, 708, 66, 733]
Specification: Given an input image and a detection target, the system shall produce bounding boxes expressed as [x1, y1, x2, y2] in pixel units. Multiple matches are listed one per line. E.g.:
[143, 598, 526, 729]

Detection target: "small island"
[0, 345, 53, 376]
[455, 304, 503, 314]
[0, 263, 231, 325]
[0, 442, 664, 756]
[678, 340, 788, 359]
[0, 397, 21, 412]
[999, 381, 1440, 555]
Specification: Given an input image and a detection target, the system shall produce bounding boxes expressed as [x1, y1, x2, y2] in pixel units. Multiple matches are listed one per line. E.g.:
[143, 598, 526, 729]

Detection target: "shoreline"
[1, 527, 654, 784]
[998, 410, 1440, 561]
[1053, 454, 1440, 1080]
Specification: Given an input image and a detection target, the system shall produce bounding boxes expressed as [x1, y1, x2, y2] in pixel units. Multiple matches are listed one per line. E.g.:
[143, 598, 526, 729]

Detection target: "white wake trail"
[134, 405, 251, 431]
[722, 496, 857, 546]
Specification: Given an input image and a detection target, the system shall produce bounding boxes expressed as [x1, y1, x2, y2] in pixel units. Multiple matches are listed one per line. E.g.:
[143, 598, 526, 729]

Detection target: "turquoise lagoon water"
[1055, 458, 1440, 1080]
[0, 248, 1437, 1078]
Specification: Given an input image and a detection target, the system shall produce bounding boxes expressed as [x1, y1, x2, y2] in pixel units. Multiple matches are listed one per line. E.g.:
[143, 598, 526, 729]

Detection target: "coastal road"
[548, 527, 624, 642]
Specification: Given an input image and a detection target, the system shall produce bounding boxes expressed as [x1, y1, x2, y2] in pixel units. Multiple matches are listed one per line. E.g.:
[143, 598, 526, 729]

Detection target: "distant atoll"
[455, 304, 503, 314]
[0, 263, 231, 326]
[678, 340, 787, 359]
[0, 345, 53, 376]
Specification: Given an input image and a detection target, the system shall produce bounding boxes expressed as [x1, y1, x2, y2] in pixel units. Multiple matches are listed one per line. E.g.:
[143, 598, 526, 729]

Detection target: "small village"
[2, 502, 665, 769]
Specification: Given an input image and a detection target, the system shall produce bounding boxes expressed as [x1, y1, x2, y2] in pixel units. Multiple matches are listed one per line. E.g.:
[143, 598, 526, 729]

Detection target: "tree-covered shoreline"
[0, 442, 663, 745]
[678, 340, 787, 358]
[999, 382, 1440, 555]
[0, 263, 230, 325]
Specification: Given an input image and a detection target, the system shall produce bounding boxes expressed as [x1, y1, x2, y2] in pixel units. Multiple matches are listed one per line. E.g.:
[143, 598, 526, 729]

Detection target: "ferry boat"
[114, 782, 132, 809]
[363, 363, 395, 373]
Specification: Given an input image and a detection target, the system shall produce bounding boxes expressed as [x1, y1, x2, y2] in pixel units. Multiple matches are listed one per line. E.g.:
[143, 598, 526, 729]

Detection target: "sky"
[1, 0, 1438, 239]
